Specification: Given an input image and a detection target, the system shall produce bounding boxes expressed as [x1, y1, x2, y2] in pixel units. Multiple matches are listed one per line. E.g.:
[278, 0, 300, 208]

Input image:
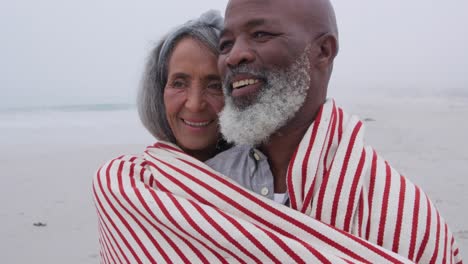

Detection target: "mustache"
[222, 65, 268, 91]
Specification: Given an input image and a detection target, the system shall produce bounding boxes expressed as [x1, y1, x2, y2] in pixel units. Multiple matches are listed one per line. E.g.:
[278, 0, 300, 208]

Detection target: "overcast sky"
[1, 0, 467, 108]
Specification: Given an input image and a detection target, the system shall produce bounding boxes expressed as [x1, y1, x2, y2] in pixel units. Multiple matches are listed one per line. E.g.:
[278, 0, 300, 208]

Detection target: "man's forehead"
[226, 0, 273, 12]
[226, 0, 306, 13]
[226, 0, 270, 20]
[223, 0, 288, 32]
[223, 17, 281, 31]
[220, 16, 284, 40]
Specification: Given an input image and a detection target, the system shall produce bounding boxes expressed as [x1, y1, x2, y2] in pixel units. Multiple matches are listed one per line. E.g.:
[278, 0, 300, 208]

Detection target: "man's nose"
[225, 39, 255, 67]
[184, 86, 206, 112]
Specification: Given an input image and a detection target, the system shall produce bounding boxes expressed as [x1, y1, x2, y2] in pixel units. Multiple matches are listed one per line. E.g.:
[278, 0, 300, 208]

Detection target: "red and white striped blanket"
[93, 100, 462, 263]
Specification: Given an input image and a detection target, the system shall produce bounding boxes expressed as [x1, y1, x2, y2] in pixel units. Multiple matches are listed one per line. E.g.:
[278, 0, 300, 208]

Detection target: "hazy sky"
[1, 0, 467, 108]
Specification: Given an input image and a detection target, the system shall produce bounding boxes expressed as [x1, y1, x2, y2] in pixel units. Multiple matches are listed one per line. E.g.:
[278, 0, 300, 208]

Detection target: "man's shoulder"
[206, 145, 251, 164]
[205, 145, 253, 174]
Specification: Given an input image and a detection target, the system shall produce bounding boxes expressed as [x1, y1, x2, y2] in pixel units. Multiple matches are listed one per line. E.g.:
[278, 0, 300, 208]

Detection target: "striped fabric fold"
[93, 99, 462, 264]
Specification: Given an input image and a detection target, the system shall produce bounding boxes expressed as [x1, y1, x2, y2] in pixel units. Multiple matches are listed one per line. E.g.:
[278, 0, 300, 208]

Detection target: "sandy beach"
[1, 96, 466, 263]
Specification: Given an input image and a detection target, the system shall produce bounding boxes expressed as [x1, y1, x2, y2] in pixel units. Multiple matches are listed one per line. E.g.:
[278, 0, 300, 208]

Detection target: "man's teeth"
[232, 79, 259, 89]
[183, 120, 211, 127]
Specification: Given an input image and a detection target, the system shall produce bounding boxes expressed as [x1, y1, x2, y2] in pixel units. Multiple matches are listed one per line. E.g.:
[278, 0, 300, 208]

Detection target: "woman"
[138, 10, 228, 161]
[94, 11, 234, 263]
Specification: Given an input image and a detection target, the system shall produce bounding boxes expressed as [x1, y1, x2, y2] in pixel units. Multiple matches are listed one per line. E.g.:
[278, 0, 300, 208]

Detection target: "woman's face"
[164, 37, 224, 160]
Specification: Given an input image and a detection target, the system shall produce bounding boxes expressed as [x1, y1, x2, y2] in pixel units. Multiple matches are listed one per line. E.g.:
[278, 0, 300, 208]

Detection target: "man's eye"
[219, 40, 233, 54]
[253, 31, 277, 41]
[253, 31, 271, 38]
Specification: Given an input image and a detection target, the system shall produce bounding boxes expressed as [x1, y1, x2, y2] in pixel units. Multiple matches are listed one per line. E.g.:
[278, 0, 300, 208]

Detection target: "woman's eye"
[207, 82, 222, 90]
[171, 80, 186, 88]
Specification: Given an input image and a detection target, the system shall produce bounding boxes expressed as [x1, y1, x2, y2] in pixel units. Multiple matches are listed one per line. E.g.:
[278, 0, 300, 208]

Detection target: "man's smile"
[232, 78, 259, 89]
[227, 74, 265, 99]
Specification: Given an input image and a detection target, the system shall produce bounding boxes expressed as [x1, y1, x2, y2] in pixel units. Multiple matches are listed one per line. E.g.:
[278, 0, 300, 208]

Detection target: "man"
[207, 0, 462, 263]
[94, 2, 462, 263]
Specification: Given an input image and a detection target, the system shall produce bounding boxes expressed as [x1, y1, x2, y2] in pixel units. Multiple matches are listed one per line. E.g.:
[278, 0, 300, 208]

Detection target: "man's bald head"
[225, 0, 338, 46]
[298, 0, 338, 41]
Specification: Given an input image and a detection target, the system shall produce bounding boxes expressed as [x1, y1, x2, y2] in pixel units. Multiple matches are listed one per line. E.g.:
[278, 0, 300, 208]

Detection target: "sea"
[2, 88, 467, 147]
[0, 103, 153, 146]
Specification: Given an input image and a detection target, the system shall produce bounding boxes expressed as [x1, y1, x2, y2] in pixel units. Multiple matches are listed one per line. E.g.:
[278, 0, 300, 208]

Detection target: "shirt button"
[253, 152, 261, 161]
[261, 187, 269, 196]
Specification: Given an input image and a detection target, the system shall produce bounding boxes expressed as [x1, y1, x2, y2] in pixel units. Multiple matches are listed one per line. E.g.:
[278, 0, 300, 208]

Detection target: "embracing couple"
[93, 1, 462, 263]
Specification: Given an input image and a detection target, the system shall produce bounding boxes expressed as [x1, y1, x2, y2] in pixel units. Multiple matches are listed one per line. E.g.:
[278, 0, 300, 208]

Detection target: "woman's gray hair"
[138, 10, 223, 142]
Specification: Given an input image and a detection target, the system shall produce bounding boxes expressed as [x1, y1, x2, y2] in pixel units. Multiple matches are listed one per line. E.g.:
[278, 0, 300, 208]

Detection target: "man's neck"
[259, 108, 318, 193]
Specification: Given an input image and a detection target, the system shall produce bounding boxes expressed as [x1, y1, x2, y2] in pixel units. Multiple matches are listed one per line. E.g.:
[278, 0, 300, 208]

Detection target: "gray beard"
[219, 52, 311, 146]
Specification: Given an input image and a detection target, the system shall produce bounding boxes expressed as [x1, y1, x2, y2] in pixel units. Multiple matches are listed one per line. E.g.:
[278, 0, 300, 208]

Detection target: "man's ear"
[315, 34, 338, 67]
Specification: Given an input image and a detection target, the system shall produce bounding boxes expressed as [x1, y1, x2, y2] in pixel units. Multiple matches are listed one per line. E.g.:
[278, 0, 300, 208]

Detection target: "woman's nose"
[184, 86, 206, 112]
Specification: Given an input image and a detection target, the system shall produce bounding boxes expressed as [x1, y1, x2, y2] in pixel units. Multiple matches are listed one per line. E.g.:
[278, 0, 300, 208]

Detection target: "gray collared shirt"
[206, 145, 289, 205]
